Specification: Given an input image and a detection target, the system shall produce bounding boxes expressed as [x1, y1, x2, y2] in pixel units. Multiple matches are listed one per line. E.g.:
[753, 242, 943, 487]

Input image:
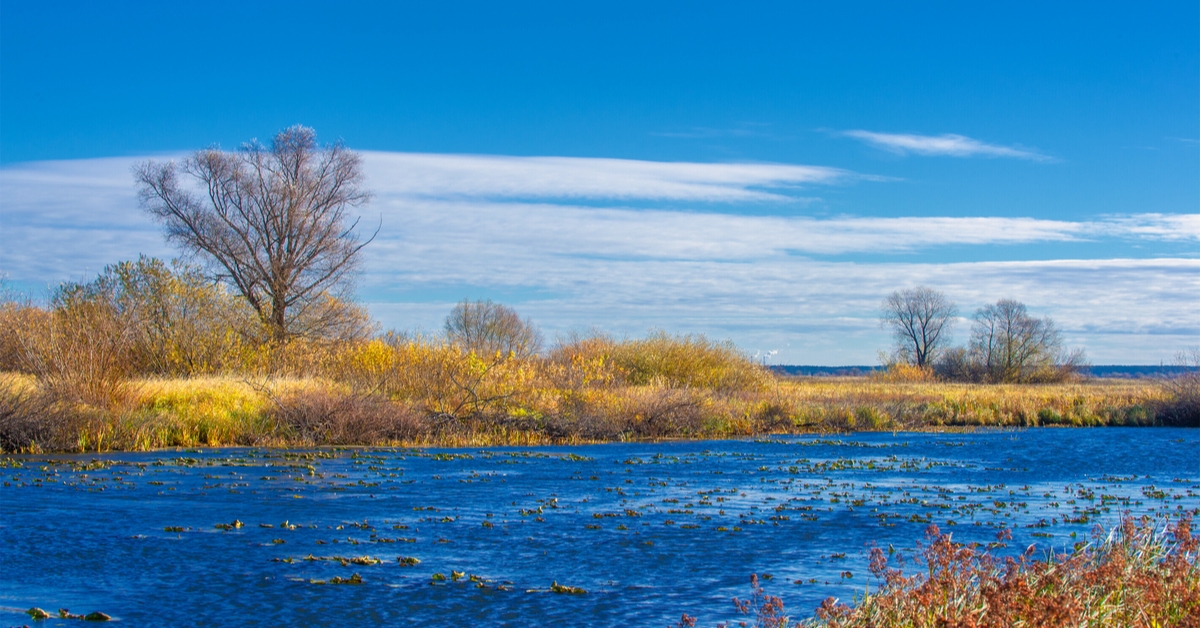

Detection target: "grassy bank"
[0, 367, 1185, 453]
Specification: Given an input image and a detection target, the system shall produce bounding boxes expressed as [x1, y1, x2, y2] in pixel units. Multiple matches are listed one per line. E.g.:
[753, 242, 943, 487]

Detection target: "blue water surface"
[2, 428, 1198, 626]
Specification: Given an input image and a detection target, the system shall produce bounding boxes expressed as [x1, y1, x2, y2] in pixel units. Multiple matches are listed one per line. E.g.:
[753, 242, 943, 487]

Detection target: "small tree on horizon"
[444, 299, 543, 359]
[880, 286, 957, 368]
[969, 298, 1082, 383]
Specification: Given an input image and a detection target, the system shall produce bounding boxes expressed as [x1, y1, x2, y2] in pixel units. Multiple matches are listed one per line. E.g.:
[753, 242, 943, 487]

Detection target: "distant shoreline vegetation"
[772, 365, 1199, 379]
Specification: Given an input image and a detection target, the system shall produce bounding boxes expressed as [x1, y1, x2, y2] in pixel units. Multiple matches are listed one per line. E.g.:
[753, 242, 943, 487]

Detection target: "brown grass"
[0, 370, 1178, 453]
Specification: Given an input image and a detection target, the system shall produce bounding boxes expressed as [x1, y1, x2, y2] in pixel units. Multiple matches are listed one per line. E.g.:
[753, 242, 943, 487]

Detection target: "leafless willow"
[880, 286, 957, 367]
[134, 125, 375, 342]
[970, 298, 1084, 382]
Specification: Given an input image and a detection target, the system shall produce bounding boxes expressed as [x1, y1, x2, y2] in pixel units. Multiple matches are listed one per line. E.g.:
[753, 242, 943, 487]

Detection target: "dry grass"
[0, 327, 1188, 453]
[767, 377, 1170, 429]
[0, 368, 1178, 453]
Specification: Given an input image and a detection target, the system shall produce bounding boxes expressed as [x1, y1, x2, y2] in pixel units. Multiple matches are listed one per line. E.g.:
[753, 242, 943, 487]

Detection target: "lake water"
[2, 428, 1198, 626]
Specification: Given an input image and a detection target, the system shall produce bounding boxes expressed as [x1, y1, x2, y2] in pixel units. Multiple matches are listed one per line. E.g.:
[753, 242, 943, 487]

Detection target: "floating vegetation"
[23, 607, 111, 621]
[309, 573, 364, 585]
[550, 581, 587, 594]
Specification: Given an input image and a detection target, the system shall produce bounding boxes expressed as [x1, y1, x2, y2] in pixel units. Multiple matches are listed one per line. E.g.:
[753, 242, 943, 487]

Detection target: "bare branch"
[134, 126, 375, 342]
[880, 286, 956, 368]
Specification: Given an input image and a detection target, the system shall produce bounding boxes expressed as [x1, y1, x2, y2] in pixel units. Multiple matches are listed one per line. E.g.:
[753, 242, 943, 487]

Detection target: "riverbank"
[1, 372, 1186, 453]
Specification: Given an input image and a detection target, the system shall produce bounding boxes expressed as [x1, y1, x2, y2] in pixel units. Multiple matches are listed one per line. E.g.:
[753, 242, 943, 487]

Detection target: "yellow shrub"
[873, 363, 938, 383]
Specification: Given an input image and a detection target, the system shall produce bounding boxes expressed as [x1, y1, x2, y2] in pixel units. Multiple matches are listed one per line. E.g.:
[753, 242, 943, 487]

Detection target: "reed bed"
[0, 365, 1182, 453]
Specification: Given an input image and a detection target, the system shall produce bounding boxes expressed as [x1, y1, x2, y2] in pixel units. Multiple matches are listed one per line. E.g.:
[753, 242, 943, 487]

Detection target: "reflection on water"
[2, 429, 1198, 626]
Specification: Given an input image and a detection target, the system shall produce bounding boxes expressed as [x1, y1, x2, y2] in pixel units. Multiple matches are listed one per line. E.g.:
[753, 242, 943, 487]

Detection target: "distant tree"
[969, 299, 1079, 383]
[134, 125, 375, 342]
[444, 300, 542, 359]
[880, 287, 957, 368]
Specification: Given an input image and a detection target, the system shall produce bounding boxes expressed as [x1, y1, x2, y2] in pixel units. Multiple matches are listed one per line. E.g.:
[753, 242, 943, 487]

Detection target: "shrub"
[0, 299, 48, 373]
[873, 363, 937, 383]
[933, 347, 985, 382]
[607, 331, 770, 392]
[267, 389, 425, 445]
[0, 376, 55, 452]
[15, 285, 139, 410]
[683, 515, 1197, 627]
[1159, 347, 1200, 426]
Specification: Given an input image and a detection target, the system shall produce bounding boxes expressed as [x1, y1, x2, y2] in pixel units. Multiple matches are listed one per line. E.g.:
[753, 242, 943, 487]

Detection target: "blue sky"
[1, 1, 1197, 364]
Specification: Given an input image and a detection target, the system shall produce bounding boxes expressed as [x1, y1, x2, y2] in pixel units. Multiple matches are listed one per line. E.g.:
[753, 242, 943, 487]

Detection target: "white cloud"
[371, 198, 1092, 264]
[1097, 213, 1200, 241]
[360, 152, 848, 202]
[843, 130, 1051, 161]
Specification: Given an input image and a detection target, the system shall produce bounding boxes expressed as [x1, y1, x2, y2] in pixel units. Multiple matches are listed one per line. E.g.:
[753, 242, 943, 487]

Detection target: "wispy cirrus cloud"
[843, 130, 1052, 161]
[1099, 213, 1200, 241]
[361, 152, 849, 203]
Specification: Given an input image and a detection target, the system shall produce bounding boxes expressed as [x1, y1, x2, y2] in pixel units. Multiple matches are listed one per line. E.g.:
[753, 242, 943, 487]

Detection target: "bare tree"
[880, 286, 957, 368]
[969, 299, 1064, 382]
[134, 125, 374, 342]
[444, 299, 543, 359]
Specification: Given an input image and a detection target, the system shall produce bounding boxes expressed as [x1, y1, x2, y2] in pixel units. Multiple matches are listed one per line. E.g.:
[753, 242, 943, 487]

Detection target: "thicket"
[0, 262, 1194, 453]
